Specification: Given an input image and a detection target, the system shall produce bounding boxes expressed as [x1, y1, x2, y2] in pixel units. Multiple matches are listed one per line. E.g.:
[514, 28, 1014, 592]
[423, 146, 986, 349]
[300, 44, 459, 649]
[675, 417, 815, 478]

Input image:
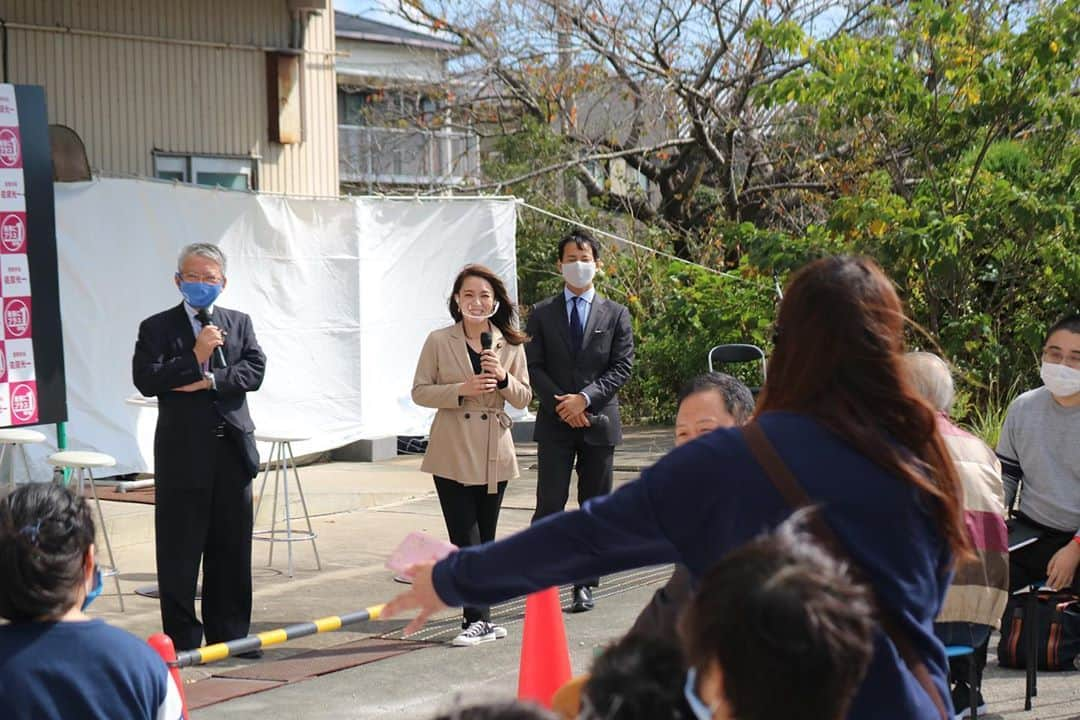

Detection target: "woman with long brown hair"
[411, 264, 532, 647]
[389, 256, 967, 718]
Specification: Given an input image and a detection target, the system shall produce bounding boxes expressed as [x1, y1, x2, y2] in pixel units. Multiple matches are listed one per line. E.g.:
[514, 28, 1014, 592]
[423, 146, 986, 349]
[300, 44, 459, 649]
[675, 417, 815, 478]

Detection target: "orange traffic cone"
[517, 586, 573, 708]
[147, 633, 190, 720]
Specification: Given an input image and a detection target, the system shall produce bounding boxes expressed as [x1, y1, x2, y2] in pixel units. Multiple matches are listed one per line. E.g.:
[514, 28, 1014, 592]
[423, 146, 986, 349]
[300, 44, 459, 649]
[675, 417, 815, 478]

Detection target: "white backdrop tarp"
[18, 177, 518, 480]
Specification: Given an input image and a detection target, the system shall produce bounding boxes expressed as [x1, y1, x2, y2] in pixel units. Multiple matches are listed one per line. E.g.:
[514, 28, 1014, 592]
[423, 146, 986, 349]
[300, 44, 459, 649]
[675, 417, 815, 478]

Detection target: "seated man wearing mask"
[997, 315, 1080, 594]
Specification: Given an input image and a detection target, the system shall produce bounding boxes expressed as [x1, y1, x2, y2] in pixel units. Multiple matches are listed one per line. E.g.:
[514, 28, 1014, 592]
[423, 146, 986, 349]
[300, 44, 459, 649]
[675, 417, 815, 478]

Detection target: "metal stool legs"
[968, 649, 978, 719]
[1, 443, 33, 491]
[945, 645, 979, 719]
[76, 467, 125, 612]
[253, 440, 320, 578]
[1025, 585, 1039, 710]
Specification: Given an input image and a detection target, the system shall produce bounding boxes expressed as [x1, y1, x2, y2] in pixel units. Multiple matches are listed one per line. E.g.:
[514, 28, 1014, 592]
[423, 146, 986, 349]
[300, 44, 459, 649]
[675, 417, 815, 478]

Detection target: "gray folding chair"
[707, 343, 767, 395]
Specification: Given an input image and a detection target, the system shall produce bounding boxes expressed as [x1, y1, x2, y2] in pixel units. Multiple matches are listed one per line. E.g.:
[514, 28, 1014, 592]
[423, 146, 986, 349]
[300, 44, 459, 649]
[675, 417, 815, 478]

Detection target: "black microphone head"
[480, 332, 492, 350]
[195, 308, 212, 325]
[587, 413, 609, 432]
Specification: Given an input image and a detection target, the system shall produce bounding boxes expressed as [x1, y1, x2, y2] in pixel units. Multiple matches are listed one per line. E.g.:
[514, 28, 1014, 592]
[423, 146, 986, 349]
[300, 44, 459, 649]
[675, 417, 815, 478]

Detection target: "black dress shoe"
[570, 585, 595, 613]
[234, 649, 264, 660]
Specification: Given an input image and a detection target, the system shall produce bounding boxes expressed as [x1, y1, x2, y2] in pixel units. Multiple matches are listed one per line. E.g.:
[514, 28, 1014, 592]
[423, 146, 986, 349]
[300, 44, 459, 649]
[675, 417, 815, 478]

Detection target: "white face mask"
[1041, 361, 1080, 398]
[562, 260, 596, 288]
[457, 298, 499, 322]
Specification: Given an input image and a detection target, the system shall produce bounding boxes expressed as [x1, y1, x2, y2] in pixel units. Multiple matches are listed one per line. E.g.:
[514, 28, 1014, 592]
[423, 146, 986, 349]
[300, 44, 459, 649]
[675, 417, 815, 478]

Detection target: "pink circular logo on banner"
[0, 350, 6, 379]
[5, 298, 30, 337]
[1, 214, 25, 252]
[11, 384, 36, 423]
[0, 129, 19, 168]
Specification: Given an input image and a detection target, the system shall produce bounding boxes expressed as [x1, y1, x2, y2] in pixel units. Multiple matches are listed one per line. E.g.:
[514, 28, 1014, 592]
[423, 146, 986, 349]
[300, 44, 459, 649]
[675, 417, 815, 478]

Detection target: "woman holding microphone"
[411, 264, 532, 646]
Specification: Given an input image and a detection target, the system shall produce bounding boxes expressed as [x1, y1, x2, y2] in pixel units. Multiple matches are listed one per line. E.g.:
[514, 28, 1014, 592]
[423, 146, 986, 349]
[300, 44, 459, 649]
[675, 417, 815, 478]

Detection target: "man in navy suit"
[525, 230, 634, 612]
[132, 243, 266, 653]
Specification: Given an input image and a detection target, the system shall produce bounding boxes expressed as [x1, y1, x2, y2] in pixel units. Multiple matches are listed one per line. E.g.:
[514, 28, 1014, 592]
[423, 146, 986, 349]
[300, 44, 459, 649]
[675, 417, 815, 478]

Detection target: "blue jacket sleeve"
[432, 472, 679, 608]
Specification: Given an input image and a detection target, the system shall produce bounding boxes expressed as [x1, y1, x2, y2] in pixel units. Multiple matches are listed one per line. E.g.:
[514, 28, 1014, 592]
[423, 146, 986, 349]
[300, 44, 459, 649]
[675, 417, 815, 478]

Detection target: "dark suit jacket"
[525, 292, 634, 446]
[627, 564, 692, 639]
[132, 303, 266, 487]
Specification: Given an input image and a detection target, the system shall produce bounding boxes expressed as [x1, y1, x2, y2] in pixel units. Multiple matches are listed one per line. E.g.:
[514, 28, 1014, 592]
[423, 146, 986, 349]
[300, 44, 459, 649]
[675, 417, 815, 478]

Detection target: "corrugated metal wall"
[2, 0, 339, 196]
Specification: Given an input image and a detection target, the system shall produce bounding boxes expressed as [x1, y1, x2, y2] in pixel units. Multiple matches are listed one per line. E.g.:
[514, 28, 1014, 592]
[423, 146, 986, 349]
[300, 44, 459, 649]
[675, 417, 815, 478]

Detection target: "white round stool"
[47, 451, 124, 612]
[0, 428, 47, 490]
[253, 433, 321, 578]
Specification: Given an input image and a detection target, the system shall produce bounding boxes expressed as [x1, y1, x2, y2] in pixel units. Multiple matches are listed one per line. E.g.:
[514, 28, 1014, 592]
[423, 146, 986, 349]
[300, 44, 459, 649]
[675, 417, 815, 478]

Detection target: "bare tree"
[395, 0, 886, 255]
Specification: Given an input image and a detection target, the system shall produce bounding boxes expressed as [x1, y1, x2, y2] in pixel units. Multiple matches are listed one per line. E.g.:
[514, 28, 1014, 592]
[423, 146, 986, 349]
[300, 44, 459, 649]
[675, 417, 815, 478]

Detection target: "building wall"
[336, 39, 447, 84]
[2, 0, 339, 196]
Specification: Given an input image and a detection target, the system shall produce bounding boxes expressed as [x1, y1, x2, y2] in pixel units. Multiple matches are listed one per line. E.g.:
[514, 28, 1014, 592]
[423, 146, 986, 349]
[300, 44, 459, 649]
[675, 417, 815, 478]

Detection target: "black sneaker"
[452, 620, 498, 647]
[951, 684, 986, 720]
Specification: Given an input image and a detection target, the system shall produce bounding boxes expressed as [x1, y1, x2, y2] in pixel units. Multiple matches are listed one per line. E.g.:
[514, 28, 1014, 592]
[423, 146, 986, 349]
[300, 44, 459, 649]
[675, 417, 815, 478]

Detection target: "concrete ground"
[88, 428, 1080, 720]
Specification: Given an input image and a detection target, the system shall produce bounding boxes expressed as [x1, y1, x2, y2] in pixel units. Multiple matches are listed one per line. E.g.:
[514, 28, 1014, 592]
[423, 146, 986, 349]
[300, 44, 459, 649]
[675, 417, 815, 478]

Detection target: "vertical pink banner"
[10, 380, 38, 424]
[3, 296, 31, 338]
[0, 84, 40, 428]
[0, 211, 26, 252]
[0, 127, 22, 169]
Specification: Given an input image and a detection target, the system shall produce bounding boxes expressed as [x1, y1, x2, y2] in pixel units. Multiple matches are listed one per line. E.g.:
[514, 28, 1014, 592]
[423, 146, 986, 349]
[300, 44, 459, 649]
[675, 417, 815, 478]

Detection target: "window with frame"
[153, 154, 256, 191]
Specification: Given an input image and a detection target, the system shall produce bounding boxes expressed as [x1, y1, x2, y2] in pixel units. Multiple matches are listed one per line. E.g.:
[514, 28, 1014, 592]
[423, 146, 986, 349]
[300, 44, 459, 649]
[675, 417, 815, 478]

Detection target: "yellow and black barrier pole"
[173, 604, 385, 668]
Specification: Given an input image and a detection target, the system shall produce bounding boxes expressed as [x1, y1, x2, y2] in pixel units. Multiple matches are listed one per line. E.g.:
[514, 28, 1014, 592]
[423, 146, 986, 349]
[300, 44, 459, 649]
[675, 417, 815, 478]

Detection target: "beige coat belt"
[452, 407, 512, 493]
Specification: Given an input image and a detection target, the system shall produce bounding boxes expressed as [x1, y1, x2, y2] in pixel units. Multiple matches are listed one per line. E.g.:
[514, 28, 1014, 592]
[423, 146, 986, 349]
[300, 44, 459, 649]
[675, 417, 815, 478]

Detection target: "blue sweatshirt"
[434, 412, 953, 720]
[0, 619, 179, 720]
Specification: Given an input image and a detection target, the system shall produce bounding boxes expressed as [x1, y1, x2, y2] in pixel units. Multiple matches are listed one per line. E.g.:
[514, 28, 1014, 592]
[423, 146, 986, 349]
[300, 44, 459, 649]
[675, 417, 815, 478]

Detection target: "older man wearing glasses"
[132, 243, 266, 656]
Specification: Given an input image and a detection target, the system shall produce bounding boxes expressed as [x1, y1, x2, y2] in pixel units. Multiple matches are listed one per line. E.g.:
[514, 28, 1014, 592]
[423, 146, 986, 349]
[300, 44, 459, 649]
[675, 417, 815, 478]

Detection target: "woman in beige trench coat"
[411, 264, 532, 646]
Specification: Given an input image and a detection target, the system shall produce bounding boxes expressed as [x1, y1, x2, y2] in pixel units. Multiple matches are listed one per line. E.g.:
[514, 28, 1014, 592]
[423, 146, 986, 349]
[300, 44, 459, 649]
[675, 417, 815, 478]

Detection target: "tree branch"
[474, 137, 694, 192]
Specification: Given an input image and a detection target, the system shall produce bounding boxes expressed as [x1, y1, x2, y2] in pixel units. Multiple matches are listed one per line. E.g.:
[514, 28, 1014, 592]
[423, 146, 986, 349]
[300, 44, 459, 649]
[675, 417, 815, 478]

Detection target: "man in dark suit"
[525, 230, 634, 612]
[132, 243, 266, 653]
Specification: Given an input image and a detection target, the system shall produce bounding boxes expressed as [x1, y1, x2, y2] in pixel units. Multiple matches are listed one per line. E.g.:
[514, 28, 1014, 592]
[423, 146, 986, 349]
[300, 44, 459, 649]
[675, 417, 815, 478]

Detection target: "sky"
[336, 0, 419, 29]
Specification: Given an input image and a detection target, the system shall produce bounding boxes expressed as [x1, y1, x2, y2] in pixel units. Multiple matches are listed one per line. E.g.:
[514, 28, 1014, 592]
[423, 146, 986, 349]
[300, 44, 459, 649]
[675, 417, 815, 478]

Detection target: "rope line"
[516, 200, 775, 294]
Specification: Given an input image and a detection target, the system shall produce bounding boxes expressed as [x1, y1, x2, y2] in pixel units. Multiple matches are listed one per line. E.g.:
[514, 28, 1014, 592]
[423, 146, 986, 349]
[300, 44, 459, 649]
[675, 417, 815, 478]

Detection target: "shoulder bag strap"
[741, 422, 949, 720]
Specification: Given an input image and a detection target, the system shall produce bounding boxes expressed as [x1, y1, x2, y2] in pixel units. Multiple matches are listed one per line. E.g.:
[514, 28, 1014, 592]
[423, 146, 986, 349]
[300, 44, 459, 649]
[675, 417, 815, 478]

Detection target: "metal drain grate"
[380, 565, 674, 643]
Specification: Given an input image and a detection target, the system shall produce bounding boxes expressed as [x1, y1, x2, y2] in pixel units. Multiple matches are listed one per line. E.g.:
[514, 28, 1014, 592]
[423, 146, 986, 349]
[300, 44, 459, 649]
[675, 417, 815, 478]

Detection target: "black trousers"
[532, 437, 614, 587]
[155, 435, 254, 651]
[1008, 516, 1080, 593]
[434, 476, 508, 625]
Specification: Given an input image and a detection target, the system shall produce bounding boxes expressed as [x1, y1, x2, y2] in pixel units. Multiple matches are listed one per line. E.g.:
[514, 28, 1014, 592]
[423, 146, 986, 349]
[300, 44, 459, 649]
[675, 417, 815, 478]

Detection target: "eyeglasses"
[1042, 348, 1080, 369]
[178, 272, 223, 285]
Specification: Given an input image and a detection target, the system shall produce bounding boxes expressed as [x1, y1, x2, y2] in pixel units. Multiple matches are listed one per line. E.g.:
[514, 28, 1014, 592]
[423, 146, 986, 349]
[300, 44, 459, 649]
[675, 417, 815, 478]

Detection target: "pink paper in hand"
[385, 531, 458, 578]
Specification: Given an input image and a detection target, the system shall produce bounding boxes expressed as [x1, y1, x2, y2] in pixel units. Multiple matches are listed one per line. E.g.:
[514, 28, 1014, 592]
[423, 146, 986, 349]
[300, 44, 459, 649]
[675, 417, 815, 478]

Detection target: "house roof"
[334, 11, 459, 52]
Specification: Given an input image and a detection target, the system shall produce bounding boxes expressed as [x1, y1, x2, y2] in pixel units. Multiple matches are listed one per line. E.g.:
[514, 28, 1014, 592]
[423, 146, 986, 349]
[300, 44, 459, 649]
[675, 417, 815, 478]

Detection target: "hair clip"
[19, 520, 42, 546]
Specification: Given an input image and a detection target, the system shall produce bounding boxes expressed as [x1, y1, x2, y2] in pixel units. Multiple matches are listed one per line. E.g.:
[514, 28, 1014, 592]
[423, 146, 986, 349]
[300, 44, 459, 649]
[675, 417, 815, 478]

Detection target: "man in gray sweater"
[997, 315, 1080, 593]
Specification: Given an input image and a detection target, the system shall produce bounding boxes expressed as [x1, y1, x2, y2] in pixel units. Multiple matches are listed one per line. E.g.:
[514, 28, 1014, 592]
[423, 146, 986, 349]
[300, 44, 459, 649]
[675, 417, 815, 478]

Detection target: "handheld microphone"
[478, 332, 492, 376]
[586, 412, 609, 432]
[195, 309, 228, 369]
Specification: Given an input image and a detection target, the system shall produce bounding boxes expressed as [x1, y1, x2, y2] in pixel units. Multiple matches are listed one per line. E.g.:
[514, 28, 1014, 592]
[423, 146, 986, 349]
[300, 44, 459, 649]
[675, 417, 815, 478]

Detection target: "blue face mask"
[177, 277, 223, 309]
[81, 567, 103, 611]
[684, 667, 716, 720]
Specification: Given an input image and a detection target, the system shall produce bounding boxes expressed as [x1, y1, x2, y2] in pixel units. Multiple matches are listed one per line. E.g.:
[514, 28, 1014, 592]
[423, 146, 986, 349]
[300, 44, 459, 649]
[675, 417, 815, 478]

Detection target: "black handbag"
[998, 589, 1080, 671]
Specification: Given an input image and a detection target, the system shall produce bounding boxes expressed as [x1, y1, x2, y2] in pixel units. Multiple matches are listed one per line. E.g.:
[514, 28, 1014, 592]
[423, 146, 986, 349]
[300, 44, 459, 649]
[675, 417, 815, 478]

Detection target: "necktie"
[195, 314, 210, 371]
[570, 296, 584, 352]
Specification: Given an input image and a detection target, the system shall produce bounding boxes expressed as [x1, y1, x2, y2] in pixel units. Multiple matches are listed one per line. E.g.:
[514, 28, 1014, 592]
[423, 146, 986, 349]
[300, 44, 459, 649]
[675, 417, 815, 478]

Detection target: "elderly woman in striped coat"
[905, 352, 1009, 719]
